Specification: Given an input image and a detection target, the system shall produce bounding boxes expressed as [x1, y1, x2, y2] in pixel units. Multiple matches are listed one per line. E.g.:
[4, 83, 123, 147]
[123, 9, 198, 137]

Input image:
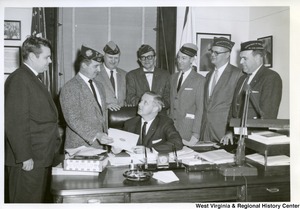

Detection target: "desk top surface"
[51, 166, 290, 196]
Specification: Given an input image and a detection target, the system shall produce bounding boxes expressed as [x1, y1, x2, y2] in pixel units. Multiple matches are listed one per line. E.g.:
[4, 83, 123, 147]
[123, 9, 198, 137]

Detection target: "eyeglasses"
[209, 49, 229, 56]
[140, 55, 155, 61]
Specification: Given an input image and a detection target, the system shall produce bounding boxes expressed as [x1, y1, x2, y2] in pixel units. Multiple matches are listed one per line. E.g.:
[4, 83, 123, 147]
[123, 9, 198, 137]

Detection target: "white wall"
[4, 8, 32, 47]
[249, 7, 289, 119]
[177, 7, 289, 119]
[177, 7, 250, 68]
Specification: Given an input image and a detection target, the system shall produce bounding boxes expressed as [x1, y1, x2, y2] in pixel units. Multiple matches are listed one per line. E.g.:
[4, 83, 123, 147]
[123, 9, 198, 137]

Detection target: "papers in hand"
[246, 153, 290, 166]
[152, 171, 179, 183]
[108, 128, 139, 151]
[65, 146, 107, 158]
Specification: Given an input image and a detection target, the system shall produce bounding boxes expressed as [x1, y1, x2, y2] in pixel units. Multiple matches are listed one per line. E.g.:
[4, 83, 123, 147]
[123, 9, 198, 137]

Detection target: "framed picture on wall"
[4, 46, 21, 75]
[196, 33, 231, 73]
[4, 20, 21, 40]
[257, 35, 273, 68]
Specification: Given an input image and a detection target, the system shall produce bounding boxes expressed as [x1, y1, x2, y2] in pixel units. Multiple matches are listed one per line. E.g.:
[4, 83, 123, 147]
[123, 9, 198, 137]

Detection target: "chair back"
[108, 106, 137, 129]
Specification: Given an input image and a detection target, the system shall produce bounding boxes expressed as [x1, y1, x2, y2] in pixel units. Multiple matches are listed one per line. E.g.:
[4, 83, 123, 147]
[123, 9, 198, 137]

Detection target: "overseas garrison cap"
[240, 40, 264, 52]
[81, 45, 103, 63]
[103, 41, 120, 55]
[138, 44, 155, 57]
[180, 43, 198, 57]
[212, 37, 235, 51]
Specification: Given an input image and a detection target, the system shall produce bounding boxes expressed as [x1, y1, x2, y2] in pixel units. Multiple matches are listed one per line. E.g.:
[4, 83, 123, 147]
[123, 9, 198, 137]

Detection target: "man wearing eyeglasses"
[126, 44, 170, 110]
[200, 37, 242, 145]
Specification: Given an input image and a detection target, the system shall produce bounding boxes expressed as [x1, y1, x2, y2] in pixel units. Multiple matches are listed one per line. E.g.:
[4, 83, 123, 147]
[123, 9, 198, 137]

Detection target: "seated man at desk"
[112, 92, 183, 153]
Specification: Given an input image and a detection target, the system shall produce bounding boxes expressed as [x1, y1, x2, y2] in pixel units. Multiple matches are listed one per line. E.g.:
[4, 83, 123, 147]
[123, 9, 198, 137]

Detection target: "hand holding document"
[108, 128, 139, 151]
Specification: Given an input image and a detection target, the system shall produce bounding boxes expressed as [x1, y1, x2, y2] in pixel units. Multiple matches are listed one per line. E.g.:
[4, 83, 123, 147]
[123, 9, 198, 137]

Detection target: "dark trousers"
[6, 166, 50, 203]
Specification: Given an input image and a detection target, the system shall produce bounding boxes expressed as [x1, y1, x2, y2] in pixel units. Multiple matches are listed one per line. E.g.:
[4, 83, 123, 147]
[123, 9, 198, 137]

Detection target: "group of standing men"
[4, 35, 282, 203]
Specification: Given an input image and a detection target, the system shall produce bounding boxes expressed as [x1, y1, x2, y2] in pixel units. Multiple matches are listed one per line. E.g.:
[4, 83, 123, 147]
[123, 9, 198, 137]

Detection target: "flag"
[180, 7, 198, 71]
[31, 7, 51, 92]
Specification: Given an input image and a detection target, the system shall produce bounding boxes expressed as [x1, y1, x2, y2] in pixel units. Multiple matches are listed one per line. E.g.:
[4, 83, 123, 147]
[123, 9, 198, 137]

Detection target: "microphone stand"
[219, 85, 257, 176]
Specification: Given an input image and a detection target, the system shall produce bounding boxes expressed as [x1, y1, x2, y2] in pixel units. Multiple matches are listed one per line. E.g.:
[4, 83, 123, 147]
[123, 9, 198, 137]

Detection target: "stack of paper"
[197, 149, 235, 164]
[248, 131, 289, 145]
[246, 153, 290, 166]
[52, 163, 99, 176]
[65, 146, 107, 159]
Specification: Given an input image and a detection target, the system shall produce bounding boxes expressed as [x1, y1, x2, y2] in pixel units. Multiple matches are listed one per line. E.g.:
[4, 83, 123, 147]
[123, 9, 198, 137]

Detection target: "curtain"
[31, 7, 58, 98]
[156, 7, 177, 74]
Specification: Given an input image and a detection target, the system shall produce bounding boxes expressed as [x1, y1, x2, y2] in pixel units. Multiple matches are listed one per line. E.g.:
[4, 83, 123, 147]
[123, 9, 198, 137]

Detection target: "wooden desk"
[51, 166, 290, 203]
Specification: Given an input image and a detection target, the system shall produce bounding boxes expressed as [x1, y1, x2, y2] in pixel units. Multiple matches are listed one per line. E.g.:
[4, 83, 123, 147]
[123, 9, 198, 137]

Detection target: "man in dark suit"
[60, 45, 113, 149]
[170, 43, 205, 146]
[116, 92, 183, 153]
[94, 41, 127, 111]
[126, 44, 170, 109]
[5, 36, 60, 203]
[222, 40, 282, 145]
[200, 37, 242, 144]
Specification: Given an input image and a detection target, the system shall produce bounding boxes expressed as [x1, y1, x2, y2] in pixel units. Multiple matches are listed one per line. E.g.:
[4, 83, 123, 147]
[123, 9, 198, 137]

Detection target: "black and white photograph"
[1, 1, 299, 208]
[258, 35, 273, 68]
[4, 20, 21, 40]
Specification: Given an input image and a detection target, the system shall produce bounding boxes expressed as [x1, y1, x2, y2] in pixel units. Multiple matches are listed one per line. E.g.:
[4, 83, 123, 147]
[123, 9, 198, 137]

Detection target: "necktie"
[88, 79, 103, 115]
[110, 70, 115, 92]
[144, 71, 153, 74]
[177, 72, 184, 92]
[210, 69, 218, 97]
[140, 121, 148, 145]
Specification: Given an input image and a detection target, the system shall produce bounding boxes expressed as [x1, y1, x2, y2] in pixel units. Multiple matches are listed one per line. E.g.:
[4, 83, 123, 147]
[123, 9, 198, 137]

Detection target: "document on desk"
[108, 128, 139, 151]
[153, 171, 179, 183]
[198, 149, 235, 164]
[65, 146, 107, 157]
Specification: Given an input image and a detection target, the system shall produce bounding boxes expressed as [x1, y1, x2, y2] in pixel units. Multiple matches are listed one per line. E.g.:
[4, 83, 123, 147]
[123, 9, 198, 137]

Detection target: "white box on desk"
[63, 157, 108, 172]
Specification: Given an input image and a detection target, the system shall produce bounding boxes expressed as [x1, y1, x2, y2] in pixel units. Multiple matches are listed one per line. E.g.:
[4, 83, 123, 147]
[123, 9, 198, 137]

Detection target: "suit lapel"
[250, 66, 264, 89]
[76, 75, 102, 114]
[178, 70, 196, 93]
[151, 67, 160, 92]
[23, 65, 58, 116]
[138, 68, 151, 91]
[144, 116, 159, 147]
[100, 65, 115, 93]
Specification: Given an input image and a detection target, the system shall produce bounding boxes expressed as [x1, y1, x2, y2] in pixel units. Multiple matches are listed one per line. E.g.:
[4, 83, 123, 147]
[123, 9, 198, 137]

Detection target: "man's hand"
[22, 159, 34, 171]
[182, 135, 199, 146]
[107, 103, 121, 111]
[111, 146, 123, 154]
[96, 133, 114, 145]
[220, 131, 234, 145]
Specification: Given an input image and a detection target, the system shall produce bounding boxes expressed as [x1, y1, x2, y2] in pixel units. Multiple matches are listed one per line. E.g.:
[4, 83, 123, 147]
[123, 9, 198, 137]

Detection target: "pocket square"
[152, 139, 162, 144]
[184, 88, 193, 90]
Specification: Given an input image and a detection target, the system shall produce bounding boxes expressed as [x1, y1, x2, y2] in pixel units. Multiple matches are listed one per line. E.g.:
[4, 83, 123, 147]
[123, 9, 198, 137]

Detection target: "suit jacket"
[169, 70, 206, 140]
[200, 64, 242, 142]
[232, 65, 282, 119]
[5, 64, 59, 168]
[123, 115, 183, 153]
[59, 74, 107, 149]
[94, 64, 127, 107]
[126, 67, 170, 108]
